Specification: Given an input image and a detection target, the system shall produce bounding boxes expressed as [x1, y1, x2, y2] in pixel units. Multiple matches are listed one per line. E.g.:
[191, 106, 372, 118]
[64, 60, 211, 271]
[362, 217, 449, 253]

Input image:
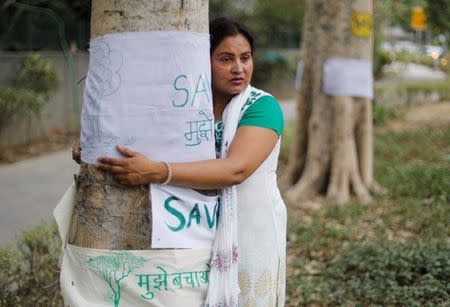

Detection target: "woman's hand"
[71, 140, 81, 164]
[96, 145, 166, 185]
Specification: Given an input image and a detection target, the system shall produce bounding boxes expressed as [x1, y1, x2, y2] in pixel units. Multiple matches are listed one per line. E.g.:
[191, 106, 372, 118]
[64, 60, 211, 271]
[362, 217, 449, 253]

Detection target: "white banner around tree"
[54, 184, 212, 307]
[80, 31, 215, 164]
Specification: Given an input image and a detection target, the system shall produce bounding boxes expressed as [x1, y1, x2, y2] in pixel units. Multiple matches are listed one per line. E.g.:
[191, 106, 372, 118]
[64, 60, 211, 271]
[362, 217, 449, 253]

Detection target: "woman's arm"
[96, 126, 278, 189]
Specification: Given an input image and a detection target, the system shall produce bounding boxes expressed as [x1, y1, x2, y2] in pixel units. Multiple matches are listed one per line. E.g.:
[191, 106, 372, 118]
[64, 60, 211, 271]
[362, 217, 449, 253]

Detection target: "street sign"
[351, 11, 373, 37]
[411, 6, 427, 31]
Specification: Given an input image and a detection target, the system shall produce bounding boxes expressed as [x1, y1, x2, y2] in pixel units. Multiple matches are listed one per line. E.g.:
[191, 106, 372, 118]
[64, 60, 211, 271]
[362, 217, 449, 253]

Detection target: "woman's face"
[211, 34, 253, 99]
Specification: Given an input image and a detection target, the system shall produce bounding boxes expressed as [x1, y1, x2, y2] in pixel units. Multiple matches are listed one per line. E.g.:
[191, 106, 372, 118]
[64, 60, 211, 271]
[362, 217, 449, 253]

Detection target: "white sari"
[206, 85, 286, 307]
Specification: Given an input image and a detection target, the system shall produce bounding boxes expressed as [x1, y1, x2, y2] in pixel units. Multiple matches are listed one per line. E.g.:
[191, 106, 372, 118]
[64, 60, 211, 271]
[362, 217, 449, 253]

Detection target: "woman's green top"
[215, 95, 284, 155]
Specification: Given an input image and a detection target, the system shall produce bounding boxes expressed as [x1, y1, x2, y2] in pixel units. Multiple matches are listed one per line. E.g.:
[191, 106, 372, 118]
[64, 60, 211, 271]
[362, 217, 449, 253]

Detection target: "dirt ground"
[0, 133, 78, 165]
[378, 101, 450, 133]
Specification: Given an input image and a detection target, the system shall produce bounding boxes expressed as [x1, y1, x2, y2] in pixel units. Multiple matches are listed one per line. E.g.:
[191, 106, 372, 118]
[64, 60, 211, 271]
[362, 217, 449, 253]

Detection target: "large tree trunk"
[69, 0, 208, 249]
[282, 0, 378, 205]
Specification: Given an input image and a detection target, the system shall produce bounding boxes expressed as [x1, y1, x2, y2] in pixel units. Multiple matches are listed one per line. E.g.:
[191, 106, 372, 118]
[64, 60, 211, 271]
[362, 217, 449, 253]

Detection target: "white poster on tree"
[322, 58, 373, 99]
[80, 31, 215, 164]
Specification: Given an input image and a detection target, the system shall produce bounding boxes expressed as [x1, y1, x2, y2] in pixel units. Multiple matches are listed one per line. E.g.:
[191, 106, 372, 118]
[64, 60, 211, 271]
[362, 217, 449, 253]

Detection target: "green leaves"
[13, 53, 59, 97]
[322, 243, 450, 305]
[0, 222, 62, 306]
[286, 124, 450, 305]
[0, 53, 59, 129]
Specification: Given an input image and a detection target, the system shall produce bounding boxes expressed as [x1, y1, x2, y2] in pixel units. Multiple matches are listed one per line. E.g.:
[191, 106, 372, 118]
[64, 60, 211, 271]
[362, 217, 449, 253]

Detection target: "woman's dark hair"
[209, 17, 255, 55]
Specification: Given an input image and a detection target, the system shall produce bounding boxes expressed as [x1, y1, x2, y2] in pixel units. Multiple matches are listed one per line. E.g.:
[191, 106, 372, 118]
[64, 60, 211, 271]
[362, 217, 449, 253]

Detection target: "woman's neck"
[213, 92, 233, 121]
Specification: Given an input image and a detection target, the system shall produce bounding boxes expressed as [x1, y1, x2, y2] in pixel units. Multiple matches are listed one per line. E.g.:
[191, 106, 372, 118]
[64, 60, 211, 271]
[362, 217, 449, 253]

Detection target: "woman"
[74, 17, 286, 306]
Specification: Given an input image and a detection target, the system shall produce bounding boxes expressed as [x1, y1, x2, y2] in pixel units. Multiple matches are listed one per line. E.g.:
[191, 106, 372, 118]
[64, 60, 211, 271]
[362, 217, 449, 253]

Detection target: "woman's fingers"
[97, 156, 126, 166]
[116, 145, 137, 158]
[95, 163, 135, 185]
[96, 162, 127, 174]
[95, 162, 111, 172]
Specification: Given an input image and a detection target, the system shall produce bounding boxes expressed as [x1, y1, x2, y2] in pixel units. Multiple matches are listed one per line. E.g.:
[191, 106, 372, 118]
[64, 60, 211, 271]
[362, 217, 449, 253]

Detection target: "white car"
[423, 45, 446, 60]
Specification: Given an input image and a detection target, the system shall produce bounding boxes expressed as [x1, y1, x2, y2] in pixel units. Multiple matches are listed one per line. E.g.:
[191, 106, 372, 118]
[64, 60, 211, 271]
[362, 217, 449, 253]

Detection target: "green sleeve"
[238, 95, 284, 136]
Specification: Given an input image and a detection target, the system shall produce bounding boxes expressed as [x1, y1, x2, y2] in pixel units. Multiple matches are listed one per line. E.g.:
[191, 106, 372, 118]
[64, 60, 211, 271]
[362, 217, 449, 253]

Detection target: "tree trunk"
[69, 0, 208, 249]
[282, 0, 378, 205]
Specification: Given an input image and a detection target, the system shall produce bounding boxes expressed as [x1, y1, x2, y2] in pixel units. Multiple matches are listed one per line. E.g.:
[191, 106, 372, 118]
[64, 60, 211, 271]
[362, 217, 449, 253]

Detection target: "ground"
[379, 101, 450, 132]
[284, 100, 450, 306]
[0, 132, 77, 164]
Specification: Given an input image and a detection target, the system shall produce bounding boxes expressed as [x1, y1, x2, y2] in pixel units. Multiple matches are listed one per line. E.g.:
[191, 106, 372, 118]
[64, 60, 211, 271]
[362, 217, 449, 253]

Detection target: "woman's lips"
[230, 78, 244, 85]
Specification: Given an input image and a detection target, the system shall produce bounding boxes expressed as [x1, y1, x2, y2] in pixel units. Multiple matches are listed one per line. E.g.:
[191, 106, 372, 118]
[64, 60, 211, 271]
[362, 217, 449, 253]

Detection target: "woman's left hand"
[96, 145, 162, 185]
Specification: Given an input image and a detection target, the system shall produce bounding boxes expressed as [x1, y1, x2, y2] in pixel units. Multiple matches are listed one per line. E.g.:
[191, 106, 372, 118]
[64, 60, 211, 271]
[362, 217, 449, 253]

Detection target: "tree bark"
[69, 0, 208, 249]
[283, 0, 376, 205]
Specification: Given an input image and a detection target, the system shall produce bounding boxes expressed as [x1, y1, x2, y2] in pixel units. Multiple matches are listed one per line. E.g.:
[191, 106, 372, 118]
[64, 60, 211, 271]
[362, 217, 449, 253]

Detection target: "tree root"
[369, 180, 388, 196]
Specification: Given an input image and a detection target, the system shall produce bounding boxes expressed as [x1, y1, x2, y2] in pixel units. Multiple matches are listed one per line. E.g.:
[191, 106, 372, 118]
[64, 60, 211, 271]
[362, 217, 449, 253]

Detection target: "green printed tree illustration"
[86, 251, 147, 307]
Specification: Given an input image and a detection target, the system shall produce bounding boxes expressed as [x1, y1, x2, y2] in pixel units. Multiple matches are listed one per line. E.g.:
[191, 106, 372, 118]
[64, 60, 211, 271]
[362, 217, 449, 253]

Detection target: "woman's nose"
[231, 60, 244, 73]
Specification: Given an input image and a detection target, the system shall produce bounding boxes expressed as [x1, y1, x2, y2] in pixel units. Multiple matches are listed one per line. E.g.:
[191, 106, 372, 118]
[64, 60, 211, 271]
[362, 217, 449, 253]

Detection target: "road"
[0, 151, 78, 246]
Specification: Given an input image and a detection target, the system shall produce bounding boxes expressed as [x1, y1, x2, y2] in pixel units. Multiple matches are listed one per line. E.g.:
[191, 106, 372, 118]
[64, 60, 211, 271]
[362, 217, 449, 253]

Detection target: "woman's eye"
[221, 57, 231, 63]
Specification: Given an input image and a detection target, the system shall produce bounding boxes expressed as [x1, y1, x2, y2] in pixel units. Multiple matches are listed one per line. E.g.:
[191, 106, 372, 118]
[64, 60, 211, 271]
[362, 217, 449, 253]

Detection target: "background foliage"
[0, 0, 91, 51]
[0, 222, 62, 306]
[0, 53, 59, 129]
[375, 0, 450, 46]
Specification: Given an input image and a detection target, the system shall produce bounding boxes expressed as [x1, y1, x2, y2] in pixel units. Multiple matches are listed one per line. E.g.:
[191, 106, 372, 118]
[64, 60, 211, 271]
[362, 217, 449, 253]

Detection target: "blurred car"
[423, 45, 446, 60]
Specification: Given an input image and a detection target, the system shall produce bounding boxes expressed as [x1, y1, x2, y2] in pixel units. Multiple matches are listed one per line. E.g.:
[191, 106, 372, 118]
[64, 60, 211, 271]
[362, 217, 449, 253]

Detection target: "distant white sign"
[323, 58, 373, 99]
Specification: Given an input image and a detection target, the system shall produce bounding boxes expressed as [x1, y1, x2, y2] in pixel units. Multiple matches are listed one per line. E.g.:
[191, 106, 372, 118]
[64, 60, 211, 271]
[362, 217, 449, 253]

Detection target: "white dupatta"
[205, 85, 269, 307]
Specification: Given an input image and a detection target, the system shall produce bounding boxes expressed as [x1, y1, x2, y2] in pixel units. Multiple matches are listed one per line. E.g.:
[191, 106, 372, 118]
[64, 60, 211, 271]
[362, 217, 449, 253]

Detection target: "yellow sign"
[351, 12, 372, 38]
[411, 6, 427, 31]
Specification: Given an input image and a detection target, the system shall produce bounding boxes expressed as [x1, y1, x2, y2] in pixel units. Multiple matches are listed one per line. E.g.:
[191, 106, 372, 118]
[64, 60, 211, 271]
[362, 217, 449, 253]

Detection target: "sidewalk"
[0, 151, 78, 246]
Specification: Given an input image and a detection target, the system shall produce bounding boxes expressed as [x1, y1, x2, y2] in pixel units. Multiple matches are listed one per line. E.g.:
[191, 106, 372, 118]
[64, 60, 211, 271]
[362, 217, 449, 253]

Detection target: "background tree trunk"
[282, 0, 378, 205]
[69, 0, 208, 249]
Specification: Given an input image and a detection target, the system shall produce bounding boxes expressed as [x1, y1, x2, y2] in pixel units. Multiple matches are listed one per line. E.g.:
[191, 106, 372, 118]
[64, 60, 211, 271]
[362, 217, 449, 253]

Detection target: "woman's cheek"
[246, 62, 254, 74]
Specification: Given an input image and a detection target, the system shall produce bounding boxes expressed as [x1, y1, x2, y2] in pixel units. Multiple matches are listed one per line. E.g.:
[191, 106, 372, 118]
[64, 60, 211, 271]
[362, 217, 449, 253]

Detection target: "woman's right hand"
[71, 140, 81, 164]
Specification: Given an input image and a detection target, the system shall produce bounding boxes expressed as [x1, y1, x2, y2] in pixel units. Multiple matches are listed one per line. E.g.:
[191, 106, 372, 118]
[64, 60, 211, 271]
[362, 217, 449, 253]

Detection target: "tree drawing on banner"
[86, 251, 148, 307]
[84, 40, 123, 147]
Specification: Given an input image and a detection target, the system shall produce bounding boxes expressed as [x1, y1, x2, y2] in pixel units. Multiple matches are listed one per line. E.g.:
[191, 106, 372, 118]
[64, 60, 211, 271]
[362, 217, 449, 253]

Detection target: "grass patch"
[279, 122, 296, 167]
[286, 123, 450, 306]
[375, 79, 450, 108]
[373, 102, 406, 125]
[404, 80, 450, 101]
[321, 243, 450, 306]
[374, 126, 450, 201]
[0, 222, 62, 306]
[374, 126, 450, 163]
